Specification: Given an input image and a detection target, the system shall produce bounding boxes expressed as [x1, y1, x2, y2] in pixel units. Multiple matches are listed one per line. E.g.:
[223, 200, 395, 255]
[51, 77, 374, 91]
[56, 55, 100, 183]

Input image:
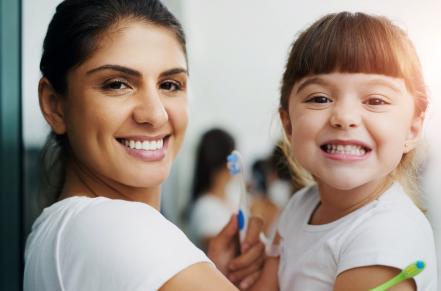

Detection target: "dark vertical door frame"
[0, 0, 22, 290]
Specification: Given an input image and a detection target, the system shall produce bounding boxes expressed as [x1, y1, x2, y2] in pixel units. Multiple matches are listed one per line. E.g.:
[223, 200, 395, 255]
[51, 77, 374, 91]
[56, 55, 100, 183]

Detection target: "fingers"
[216, 214, 238, 244]
[228, 241, 265, 271]
[228, 255, 264, 283]
[242, 216, 263, 252]
[207, 215, 240, 275]
[238, 271, 261, 290]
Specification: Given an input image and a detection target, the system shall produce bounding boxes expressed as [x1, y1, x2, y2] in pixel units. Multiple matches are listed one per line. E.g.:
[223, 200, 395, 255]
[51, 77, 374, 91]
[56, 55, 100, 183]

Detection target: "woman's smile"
[117, 135, 170, 162]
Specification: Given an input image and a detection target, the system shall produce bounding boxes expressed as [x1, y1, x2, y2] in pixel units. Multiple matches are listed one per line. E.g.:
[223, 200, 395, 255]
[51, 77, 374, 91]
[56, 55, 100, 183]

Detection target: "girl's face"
[57, 21, 188, 196]
[281, 73, 423, 191]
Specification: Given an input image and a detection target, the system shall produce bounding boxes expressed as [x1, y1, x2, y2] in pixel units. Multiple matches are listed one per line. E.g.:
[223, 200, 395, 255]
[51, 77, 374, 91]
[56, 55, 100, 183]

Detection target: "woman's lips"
[117, 135, 170, 162]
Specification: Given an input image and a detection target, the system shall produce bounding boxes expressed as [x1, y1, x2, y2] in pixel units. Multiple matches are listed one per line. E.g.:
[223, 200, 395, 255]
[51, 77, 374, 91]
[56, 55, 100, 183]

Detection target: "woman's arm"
[160, 262, 238, 291]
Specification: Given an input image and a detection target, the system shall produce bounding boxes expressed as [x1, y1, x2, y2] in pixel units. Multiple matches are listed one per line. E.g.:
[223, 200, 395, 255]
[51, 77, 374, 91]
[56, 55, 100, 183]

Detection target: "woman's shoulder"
[60, 196, 184, 246]
[55, 196, 209, 289]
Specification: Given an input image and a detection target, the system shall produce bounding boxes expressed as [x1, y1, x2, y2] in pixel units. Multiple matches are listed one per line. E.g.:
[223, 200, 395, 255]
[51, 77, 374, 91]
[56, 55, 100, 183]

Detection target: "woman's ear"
[279, 109, 292, 136]
[404, 112, 424, 153]
[38, 77, 66, 134]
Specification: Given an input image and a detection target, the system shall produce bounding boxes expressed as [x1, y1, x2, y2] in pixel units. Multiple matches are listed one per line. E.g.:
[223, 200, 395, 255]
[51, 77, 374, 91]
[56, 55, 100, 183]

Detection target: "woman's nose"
[329, 100, 361, 129]
[132, 88, 168, 128]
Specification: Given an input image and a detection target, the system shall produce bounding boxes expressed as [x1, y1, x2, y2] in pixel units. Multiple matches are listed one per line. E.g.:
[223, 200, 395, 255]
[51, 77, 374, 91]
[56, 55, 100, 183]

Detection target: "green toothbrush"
[369, 261, 425, 291]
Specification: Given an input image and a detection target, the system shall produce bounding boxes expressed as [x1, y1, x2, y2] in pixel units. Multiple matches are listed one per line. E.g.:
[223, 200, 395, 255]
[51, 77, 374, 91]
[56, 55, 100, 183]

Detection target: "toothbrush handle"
[237, 208, 247, 243]
[369, 274, 405, 291]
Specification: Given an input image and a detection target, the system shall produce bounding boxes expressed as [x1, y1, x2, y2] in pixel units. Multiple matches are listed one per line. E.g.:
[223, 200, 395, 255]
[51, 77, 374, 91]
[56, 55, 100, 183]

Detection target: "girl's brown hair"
[279, 12, 428, 201]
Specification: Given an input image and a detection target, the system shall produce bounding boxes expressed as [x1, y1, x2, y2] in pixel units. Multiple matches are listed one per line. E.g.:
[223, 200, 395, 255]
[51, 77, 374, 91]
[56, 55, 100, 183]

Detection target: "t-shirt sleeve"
[59, 200, 211, 291]
[337, 209, 437, 290]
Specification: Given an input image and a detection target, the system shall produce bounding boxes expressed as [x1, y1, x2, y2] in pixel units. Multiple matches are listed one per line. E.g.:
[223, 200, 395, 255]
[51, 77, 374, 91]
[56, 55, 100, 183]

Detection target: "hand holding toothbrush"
[208, 214, 265, 290]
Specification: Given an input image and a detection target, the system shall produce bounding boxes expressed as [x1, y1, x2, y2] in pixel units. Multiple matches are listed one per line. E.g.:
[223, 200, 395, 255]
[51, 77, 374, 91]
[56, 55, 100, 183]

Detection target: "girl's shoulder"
[281, 185, 319, 216]
[277, 185, 319, 232]
[336, 184, 437, 290]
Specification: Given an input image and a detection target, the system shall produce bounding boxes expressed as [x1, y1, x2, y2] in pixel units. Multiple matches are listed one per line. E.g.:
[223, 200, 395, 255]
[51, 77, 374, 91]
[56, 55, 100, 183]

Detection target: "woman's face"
[61, 21, 188, 196]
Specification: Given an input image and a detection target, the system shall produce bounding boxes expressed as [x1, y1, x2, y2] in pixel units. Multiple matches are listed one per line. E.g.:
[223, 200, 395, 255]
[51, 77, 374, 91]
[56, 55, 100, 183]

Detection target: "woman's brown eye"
[160, 81, 181, 91]
[104, 81, 128, 90]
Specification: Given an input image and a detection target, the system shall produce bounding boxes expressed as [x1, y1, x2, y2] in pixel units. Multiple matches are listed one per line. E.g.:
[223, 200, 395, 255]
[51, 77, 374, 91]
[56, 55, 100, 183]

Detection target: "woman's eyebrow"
[159, 67, 188, 78]
[86, 65, 188, 78]
[296, 77, 330, 94]
[86, 64, 141, 77]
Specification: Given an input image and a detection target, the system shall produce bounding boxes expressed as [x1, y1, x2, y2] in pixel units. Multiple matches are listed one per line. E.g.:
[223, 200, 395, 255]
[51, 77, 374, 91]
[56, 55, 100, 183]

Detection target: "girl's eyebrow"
[365, 79, 403, 94]
[86, 65, 188, 78]
[296, 77, 330, 94]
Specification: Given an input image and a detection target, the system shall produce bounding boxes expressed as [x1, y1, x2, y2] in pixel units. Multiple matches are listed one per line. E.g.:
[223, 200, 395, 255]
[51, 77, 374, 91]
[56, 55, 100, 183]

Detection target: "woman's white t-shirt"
[278, 183, 438, 291]
[24, 196, 210, 291]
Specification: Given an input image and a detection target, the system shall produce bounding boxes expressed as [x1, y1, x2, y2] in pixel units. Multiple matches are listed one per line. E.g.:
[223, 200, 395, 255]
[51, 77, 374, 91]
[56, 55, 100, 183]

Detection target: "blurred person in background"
[188, 128, 237, 250]
[249, 144, 298, 239]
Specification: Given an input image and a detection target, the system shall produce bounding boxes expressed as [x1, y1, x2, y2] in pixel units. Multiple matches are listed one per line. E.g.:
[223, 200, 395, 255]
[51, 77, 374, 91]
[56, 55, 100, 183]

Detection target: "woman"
[24, 0, 263, 290]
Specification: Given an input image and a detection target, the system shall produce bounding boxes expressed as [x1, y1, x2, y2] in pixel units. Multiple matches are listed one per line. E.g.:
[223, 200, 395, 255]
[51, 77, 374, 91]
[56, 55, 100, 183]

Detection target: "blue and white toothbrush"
[227, 150, 249, 245]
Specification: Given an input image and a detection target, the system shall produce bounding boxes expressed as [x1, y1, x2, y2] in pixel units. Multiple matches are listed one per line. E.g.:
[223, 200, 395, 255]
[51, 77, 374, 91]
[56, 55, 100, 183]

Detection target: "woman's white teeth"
[123, 139, 164, 151]
[325, 144, 366, 156]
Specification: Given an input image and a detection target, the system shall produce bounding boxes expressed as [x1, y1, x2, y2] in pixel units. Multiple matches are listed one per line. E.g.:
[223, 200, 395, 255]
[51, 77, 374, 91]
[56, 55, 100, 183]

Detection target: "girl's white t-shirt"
[278, 183, 438, 291]
[24, 196, 211, 291]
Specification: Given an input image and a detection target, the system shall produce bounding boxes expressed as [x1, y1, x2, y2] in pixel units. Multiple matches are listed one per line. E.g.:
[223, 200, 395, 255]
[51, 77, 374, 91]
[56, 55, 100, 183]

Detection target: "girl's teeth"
[324, 144, 366, 156]
[123, 139, 164, 151]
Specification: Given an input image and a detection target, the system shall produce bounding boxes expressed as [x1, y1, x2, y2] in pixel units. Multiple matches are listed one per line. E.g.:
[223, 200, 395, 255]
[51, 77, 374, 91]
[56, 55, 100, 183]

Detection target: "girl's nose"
[132, 88, 168, 128]
[329, 101, 361, 129]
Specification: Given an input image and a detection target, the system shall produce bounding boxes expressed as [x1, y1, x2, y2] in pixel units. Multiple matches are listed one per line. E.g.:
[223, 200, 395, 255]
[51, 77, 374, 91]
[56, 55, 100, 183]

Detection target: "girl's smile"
[319, 139, 372, 161]
[282, 72, 423, 193]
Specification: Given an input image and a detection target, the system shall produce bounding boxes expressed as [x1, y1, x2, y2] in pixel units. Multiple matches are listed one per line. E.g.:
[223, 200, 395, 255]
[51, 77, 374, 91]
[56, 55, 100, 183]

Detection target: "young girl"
[23, 0, 263, 290]
[188, 128, 237, 250]
[251, 12, 438, 291]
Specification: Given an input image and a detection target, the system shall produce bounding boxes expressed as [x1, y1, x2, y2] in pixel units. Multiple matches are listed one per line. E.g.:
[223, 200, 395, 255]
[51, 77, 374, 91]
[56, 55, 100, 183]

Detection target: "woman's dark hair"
[39, 0, 187, 206]
[191, 128, 236, 202]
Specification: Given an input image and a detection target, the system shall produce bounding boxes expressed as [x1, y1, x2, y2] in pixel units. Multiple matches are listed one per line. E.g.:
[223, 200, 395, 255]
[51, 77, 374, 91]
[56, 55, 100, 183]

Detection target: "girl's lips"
[319, 140, 372, 162]
[321, 149, 372, 161]
[117, 135, 170, 162]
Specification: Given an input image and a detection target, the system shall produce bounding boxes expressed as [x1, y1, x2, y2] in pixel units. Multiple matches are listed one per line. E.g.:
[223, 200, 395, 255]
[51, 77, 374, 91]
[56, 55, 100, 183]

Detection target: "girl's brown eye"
[305, 96, 332, 103]
[364, 97, 389, 105]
